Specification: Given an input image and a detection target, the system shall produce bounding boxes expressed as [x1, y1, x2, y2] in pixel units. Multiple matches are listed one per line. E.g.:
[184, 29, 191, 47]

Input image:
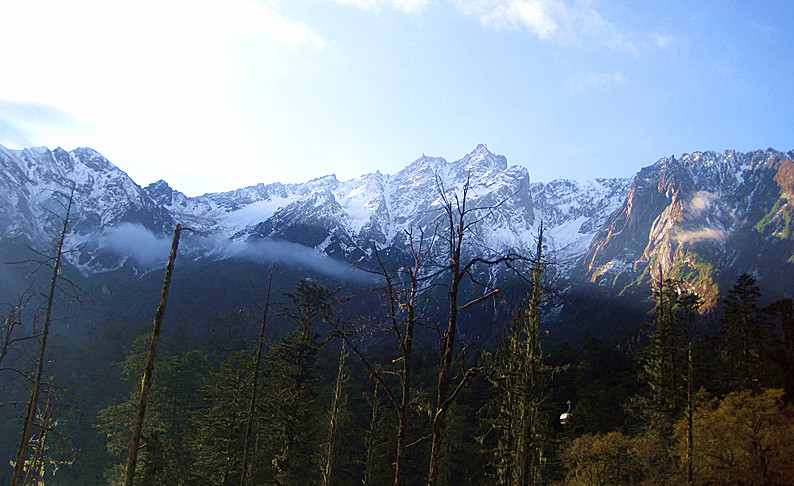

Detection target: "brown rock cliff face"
[578, 150, 794, 311]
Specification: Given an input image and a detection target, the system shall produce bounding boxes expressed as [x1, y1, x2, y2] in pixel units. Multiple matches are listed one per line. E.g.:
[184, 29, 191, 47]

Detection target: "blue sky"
[1, 0, 792, 196]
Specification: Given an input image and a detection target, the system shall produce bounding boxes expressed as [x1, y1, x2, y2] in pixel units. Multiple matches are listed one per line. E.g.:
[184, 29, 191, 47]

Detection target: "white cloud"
[653, 32, 675, 49]
[394, 0, 432, 14]
[0, 0, 327, 194]
[452, 0, 605, 42]
[689, 191, 719, 214]
[322, 0, 430, 14]
[0, 0, 325, 108]
[673, 227, 726, 244]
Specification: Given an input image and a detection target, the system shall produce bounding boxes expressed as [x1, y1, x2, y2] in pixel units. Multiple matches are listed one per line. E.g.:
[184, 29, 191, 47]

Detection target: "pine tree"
[254, 280, 344, 486]
[481, 225, 551, 485]
[720, 273, 764, 392]
[763, 298, 794, 395]
[641, 271, 688, 423]
[97, 342, 211, 486]
[191, 350, 253, 484]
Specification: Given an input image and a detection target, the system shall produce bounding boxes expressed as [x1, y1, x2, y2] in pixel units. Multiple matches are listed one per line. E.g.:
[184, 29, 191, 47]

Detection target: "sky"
[1, 0, 792, 196]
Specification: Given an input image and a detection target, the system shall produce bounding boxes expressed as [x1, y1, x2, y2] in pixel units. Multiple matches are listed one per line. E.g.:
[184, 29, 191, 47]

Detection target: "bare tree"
[124, 224, 191, 486]
[240, 265, 275, 486]
[426, 175, 526, 486]
[0, 299, 36, 372]
[11, 183, 77, 486]
[339, 173, 528, 486]
[335, 225, 436, 486]
[321, 340, 347, 486]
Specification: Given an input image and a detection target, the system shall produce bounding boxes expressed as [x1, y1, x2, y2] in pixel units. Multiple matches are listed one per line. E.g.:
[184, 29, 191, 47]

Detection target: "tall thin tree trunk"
[321, 340, 347, 486]
[124, 224, 187, 486]
[26, 377, 55, 486]
[427, 247, 462, 486]
[12, 184, 74, 486]
[394, 292, 415, 486]
[363, 383, 380, 486]
[680, 290, 700, 486]
[240, 266, 274, 486]
[519, 222, 543, 485]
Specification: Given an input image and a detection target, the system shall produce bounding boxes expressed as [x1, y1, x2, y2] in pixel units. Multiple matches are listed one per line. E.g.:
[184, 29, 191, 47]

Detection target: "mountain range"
[1, 143, 792, 340]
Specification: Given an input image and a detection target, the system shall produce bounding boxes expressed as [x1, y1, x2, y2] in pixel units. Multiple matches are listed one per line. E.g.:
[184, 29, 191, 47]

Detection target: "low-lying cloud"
[99, 223, 173, 265]
[98, 223, 374, 283]
[673, 227, 726, 244]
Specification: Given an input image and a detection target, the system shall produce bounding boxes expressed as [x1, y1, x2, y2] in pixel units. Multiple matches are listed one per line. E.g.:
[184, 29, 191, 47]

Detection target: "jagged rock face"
[531, 177, 631, 273]
[0, 145, 174, 273]
[2, 143, 791, 332]
[580, 149, 794, 309]
[141, 143, 622, 272]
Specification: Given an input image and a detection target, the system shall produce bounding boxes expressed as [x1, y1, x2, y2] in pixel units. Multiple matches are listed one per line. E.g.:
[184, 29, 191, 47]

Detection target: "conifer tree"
[256, 280, 344, 486]
[763, 298, 794, 394]
[98, 343, 211, 485]
[192, 350, 253, 484]
[641, 271, 688, 422]
[240, 266, 274, 486]
[720, 273, 764, 392]
[481, 224, 550, 485]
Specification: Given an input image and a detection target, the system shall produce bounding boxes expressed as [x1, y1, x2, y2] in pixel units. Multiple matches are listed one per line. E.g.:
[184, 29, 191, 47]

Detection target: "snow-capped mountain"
[1, 143, 791, 338]
[0, 145, 174, 273]
[581, 149, 794, 309]
[74, 143, 624, 277]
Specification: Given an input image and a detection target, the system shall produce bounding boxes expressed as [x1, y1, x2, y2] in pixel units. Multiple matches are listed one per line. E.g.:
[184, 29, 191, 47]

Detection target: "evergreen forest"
[2, 191, 793, 486]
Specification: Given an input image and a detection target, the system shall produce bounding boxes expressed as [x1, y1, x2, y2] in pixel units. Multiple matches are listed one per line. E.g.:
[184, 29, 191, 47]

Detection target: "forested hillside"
[2, 183, 792, 485]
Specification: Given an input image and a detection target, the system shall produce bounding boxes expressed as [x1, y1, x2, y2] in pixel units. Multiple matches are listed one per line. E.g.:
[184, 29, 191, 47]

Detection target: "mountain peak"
[473, 143, 489, 154]
[144, 179, 175, 205]
[458, 143, 507, 171]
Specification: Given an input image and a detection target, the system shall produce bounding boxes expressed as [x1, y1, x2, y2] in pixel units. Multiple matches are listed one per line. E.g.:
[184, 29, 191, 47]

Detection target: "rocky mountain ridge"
[1, 143, 791, 335]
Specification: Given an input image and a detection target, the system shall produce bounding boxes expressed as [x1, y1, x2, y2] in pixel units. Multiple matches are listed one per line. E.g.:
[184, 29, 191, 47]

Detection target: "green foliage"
[248, 279, 344, 485]
[480, 296, 557, 485]
[96, 339, 212, 485]
[637, 276, 698, 426]
[190, 350, 253, 484]
[5, 267, 793, 485]
[719, 273, 765, 393]
[755, 198, 794, 239]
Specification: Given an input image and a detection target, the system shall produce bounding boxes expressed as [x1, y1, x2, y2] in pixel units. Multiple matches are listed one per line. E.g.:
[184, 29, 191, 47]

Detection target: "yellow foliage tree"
[672, 388, 794, 486]
[556, 431, 666, 486]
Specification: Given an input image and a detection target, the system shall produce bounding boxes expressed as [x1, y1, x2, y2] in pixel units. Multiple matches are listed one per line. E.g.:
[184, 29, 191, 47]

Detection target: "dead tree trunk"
[124, 224, 188, 486]
[240, 266, 274, 486]
[363, 382, 381, 486]
[335, 228, 433, 486]
[11, 184, 75, 486]
[426, 176, 515, 486]
[321, 340, 347, 486]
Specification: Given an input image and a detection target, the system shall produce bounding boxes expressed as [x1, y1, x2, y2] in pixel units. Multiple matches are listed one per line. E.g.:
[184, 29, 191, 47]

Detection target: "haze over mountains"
[1, 143, 792, 338]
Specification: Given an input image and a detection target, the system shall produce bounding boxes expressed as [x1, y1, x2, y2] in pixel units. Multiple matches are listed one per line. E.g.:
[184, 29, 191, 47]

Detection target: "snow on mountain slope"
[140, 144, 628, 272]
[0, 145, 173, 273]
[0, 143, 631, 278]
